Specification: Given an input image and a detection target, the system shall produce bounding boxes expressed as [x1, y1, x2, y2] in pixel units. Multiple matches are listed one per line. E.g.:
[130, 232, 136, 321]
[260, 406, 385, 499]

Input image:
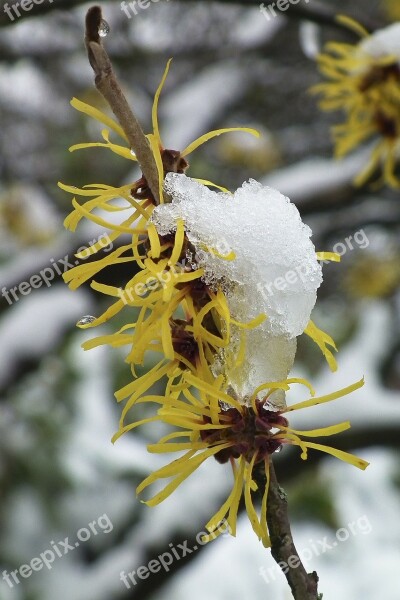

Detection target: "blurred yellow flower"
[345, 254, 400, 298]
[312, 16, 400, 188]
[383, 0, 400, 21]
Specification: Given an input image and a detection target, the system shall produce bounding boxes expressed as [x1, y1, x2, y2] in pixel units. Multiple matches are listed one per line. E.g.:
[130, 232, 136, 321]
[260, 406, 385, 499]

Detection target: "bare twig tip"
[86, 6, 102, 44]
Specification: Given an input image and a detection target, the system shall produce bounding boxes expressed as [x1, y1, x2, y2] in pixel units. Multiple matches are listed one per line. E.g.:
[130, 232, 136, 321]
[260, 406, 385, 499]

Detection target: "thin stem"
[85, 6, 161, 204]
[256, 460, 320, 600]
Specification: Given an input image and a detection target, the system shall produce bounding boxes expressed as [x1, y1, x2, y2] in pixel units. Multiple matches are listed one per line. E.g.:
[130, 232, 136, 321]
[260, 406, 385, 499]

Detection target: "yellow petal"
[231, 312, 267, 330]
[71, 97, 127, 141]
[260, 459, 271, 548]
[335, 14, 369, 38]
[138, 444, 232, 506]
[152, 58, 172, 145]
[111, 416, 161, 443]
[205, 457, 246, 540]
[147, 133, 164, 204]
[282, 421, 351, 437]
[192, 179, 232, 193]
[181, 127, 260, 157]
[302, 441, 369, 470]
[316, 251, 341, 262]
[147, 223, 161, 259]
[244, 455, 263, 540]
[285, 378, 364, 413]
[304, 320, 338, 372]
[169, 218, 185, 266]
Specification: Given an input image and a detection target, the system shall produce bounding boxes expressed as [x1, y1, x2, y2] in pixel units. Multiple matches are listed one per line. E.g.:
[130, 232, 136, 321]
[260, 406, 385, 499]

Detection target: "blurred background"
[1, 0, 400, 598]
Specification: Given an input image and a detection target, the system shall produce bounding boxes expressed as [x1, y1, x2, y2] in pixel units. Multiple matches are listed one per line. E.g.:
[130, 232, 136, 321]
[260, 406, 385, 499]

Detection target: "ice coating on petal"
[220, 330, 297, 407]
[360, 23, 400, 62]
[152, 174, 322, 338]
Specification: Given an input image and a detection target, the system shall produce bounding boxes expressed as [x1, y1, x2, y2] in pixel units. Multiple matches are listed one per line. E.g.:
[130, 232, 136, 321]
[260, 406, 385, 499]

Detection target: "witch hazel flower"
[61, 45, 368, 549]
[313, 16, 400, 188]
[115, 376, 368, 548]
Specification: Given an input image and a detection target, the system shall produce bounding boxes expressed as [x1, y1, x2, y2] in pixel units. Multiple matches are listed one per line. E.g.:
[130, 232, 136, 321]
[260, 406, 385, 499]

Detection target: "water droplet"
[76, 315, 96, 327]
[274, 446, 282, 453]
[98, 19, 110, 38]
[130, 149, 136, 157]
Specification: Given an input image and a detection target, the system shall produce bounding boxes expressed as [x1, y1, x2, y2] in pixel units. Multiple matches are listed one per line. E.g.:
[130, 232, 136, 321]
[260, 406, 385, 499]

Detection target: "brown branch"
[84, 6, 161, 204]
[257, 460, 320, 600]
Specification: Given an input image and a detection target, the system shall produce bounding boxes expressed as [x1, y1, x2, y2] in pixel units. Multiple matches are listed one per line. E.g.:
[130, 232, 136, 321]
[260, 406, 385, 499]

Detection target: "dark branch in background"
[84, 6, 161, 204]
[0, 0, 87, 27]
[0, 0, 381, 32]
[181, 0, 378, 33]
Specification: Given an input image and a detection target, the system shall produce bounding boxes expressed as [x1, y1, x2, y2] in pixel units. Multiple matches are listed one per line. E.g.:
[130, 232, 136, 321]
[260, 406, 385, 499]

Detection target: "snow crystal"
[153, 174, 322, 338]
[360, 23, 400, 62]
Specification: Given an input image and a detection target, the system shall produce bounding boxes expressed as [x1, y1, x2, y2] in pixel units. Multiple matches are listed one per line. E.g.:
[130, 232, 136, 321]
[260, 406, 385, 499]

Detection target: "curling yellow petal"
[227, 457, 246, 536]
[204, 457, 246, 542]
[193, 179, 232, 193]
[304, 320, 338, 372]
[184, 373, 242, 411]
[147, 223, 161, 259]
[71, 97, 128, 141]
[301, 441, 369, 470]
[69, 139, 135, 161]
[286, 377, 316, 396]
[161, 314, 175, 360]
[152, 58, 172, 145]
[316, 252, 341, 262]
[335, 14, 369, 38]
[169, 219, 185, 266]
[120, 364, 173, 422]
[250, 376, 316, 403]
[260, 459, 271, 548]
[115, 360, 167, 402]
[70, 198, 146, 234]
[231, 312, 267, 330]
[58, 182, 112, 197]
[282, 421, 351, 437]
[181, 127, 260, 157]
[138, 444, 232, 506]
[148, 133, 164, 204]
[82, 334, 133, 350]
[244, 455, 263, 540]
[285, 378, 364, 413]
[206, 245, 236, 261]
[147, 442, 207, 453]
[157, 431, 193, 444]
[111, 416, 161, 443]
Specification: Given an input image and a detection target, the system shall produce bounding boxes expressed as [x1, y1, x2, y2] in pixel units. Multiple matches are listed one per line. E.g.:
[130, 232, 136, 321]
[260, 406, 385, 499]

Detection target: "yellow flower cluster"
[61, 60, 369, 546]
[384, 0, 400, 21]
[313, 16, 400, 188]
